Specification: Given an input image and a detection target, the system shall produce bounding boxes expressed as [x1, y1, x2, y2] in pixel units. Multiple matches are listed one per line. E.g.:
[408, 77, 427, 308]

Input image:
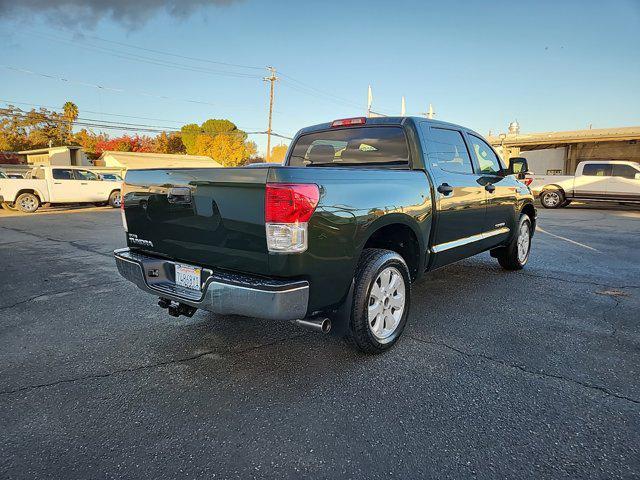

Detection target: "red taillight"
[265, 183, 320, 223]
[523, 178, 533, 186]
[331, 117, 366, 128]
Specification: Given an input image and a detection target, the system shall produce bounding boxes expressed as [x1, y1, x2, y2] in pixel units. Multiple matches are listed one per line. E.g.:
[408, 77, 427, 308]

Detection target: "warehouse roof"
[487, 126, 640, 148]
[96, 151, 222, 168]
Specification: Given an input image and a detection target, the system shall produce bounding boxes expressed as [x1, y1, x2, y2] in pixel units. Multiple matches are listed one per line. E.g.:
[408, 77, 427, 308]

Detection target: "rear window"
[288, 126, 409, 167]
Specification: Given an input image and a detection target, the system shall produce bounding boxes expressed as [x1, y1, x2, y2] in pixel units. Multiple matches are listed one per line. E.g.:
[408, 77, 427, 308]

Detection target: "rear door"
[607, 163, 640, 201]
[419, 124, 486, 267]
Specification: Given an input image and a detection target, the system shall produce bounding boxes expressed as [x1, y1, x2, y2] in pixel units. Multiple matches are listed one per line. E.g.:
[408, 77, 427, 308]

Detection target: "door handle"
[53, 182, 62, 185]
[485, 183, 496, 193]
[80, 182, 88, 185]
[437, 183, 454, 195]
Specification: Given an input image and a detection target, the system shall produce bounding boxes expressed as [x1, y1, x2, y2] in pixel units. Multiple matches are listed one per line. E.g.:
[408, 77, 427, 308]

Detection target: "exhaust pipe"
[294, 318, 331, 334]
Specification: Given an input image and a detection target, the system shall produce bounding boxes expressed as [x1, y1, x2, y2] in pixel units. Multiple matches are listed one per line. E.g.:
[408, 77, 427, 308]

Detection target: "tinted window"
[52, 169, 74, 180]
[423, 127, 473, 174]
[612, 164, 639, 179]
[468, 134, 503, 174]
[74, 170, 98, 181]
[289, 126, 409, 167]
[582, 164, 612, 176]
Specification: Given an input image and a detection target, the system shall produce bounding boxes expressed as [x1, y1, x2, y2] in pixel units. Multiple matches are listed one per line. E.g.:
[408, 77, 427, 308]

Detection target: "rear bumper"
[114, 248, 309, 321]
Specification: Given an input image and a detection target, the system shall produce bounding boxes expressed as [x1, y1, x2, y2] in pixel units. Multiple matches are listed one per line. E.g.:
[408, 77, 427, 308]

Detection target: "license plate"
[175, 264, 201, 290]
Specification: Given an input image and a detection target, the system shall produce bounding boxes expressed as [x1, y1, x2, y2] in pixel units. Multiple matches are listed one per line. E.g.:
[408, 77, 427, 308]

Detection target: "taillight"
[120, 192, 128, 232]
[265, 183, 319, 253]
[523, 178, 533, 186]
[331, 117, 366, 128]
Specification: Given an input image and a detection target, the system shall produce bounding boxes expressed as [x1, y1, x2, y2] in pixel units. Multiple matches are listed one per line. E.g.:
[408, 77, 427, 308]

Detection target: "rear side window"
[423, 126, 474, 174]
[52, 169, 74, 180]
[582, 164, 612, 176]
[74, 170, 98, 181]
[612, 164, 639, 179]
[288, 126, 409, 167]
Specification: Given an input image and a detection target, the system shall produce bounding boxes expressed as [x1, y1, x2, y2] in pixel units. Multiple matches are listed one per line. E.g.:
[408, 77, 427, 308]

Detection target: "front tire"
[15, 193, 39, 213]
[540, 189, 564, 208]
[347, 248, 411, 354]
[108, 190, 121, 208]
[496, 214, 532, 270]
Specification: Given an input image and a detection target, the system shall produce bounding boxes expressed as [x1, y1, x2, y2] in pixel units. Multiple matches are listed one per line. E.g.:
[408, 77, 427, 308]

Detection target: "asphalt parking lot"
[1, 205, 639, 479]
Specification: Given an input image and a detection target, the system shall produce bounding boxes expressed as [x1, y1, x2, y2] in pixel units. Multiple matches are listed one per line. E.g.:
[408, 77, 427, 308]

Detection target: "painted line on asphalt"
[536, 226, 599, 252]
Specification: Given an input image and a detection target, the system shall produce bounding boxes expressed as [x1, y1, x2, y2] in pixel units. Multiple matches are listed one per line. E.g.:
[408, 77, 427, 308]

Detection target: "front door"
[420, 124, 486, 268]
[73, 169, 108, 202]
[465, 133, 516, 248]
[607, 163, 640, 201]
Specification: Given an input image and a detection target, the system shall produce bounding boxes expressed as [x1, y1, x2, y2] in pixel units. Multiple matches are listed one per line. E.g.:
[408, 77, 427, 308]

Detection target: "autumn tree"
[269, 144, 288, 163]
[180, 124, 201, 155]
[154, 131, 185, 154]
[95, 135, 155, 155]
[194, 133, 256, 167]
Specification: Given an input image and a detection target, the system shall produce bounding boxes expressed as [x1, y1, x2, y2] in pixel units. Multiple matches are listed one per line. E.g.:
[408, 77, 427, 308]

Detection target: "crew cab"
[114, 117, 536, 353]
[530, 160, 640, 208]
[0, 166, 122, 213]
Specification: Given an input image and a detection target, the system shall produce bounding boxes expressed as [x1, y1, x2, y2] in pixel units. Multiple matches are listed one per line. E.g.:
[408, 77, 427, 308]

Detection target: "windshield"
[288, 126, 409, 167]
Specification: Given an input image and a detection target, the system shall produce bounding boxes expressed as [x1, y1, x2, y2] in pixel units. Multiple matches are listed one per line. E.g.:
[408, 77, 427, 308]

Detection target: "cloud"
[0, 0, 239, 29]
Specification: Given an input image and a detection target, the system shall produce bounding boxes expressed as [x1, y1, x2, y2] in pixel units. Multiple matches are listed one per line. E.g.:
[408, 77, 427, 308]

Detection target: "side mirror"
[508, 157, 528, 179]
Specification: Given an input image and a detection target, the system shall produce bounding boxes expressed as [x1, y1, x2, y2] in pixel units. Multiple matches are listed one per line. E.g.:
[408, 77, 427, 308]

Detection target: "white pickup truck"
[0, 166, 122, 213]
[529, 160, 640, 208]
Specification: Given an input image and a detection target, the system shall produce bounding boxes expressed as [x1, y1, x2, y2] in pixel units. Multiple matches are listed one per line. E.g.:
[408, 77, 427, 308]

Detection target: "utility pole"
[264, 66, 278, 162]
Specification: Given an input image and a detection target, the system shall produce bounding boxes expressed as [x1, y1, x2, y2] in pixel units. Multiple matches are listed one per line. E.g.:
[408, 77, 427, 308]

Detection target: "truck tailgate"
[122, 168, 269, 274]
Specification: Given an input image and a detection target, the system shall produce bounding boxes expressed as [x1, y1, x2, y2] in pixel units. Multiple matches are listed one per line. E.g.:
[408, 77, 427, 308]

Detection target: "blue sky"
[1, 0, 639, 154]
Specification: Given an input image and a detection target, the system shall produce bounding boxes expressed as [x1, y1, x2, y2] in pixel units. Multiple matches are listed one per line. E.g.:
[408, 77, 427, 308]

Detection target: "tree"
[180, 124, 201, 155]
[194, 133, 255, 167]
[154, 132, 185, 154]
[95, 135, 155, 155]
[62, 101, 79, 143]
[73, 129, 108, 159]
[201, 119, 247, 141]
[270, 144, 288, 163]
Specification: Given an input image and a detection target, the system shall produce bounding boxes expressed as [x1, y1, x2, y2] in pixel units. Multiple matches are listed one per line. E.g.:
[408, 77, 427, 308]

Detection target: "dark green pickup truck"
[115, 117, 536, 353]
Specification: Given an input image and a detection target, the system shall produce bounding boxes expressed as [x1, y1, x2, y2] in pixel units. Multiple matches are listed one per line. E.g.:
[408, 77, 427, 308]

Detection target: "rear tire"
[496, 214, 532, 270]
[540, 189, 564, 208]
[347, 248, 411, 354]
[108, 190, 121, 208]
[15, 193, 39, 213]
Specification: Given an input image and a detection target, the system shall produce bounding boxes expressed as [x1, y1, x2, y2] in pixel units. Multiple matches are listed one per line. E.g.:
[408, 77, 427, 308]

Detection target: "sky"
[1, 0, 639, 155]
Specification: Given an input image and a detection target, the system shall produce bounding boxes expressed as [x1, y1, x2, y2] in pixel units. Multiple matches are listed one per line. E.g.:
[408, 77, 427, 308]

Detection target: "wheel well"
[109, 189, 121, 196]
[541, 184, 564, 195]
[15, 189, 41, 203]
[521, 203, 537, 232]
[363, 224, 419, 280]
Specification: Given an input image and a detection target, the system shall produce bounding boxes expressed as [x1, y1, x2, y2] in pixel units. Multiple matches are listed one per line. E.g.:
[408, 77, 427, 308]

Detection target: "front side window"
[74, 170, 98, 181]
[468, 135, 503, 175]
[582, 164, 612, 176]
[52, 169, 74, 180]
[423, 126, 474, 174]
[612, 164, 639, 179]
[288, 126, 409, 167]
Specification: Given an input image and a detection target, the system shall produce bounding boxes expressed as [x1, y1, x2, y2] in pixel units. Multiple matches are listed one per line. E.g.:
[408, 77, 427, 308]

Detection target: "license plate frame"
[175, 263, 202, 291]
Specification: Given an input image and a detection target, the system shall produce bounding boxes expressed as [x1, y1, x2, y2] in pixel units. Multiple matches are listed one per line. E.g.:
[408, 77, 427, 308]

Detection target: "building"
[94, 151, 221, 174]
[18, 146, 90, 166]
[487, 124, 640, 175]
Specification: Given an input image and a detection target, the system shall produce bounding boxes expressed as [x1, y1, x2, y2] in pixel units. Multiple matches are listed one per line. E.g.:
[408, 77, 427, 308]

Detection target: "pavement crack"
[0, 333, 307, 396]
[408, 335, 640, 406]
[0, 226, 113, 258]
[0, 280, 126, 311]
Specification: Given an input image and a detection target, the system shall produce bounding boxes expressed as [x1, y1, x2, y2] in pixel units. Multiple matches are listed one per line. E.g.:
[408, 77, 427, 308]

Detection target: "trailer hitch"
[158, 297, 198, 318]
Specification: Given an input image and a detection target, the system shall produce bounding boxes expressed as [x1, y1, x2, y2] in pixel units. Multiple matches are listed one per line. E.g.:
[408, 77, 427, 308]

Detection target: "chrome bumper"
[114, 248, 309, 321]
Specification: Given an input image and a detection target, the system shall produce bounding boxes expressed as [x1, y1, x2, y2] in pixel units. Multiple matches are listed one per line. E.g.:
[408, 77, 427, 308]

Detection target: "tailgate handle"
[167, 187, 192, 204]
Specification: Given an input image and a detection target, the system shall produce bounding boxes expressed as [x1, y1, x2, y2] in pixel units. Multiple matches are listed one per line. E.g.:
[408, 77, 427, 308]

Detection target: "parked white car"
[528, 160, 640, 208]
[0, 166, 122, 213]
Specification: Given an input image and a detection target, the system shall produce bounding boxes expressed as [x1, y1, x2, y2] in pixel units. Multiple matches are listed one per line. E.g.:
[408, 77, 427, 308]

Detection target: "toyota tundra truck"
[115, 117, 536, 353]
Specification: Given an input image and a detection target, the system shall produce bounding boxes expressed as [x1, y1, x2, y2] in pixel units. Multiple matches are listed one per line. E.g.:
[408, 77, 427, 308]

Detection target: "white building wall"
[520, 147, 566, 175]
